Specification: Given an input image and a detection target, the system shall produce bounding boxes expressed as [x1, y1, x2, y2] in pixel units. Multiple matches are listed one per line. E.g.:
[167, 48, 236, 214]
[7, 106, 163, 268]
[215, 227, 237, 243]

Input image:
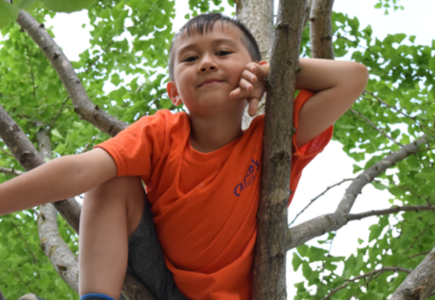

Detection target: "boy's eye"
[216, 51, 232, 56]
[183, 56, 197, 62]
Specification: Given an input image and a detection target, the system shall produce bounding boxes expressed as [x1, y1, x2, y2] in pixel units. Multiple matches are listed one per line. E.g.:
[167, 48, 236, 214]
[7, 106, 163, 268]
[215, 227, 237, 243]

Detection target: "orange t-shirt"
[96, 90, 333, 300]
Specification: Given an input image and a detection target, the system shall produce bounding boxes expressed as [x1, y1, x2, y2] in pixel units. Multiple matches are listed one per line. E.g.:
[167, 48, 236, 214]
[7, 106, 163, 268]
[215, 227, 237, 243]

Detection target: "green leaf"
[0, 1, 19, 29]
[51, 128, 64, 140]
[43, 0, 96, 12]
[292, 252, 303, 271]
[429, 57, 435, 73]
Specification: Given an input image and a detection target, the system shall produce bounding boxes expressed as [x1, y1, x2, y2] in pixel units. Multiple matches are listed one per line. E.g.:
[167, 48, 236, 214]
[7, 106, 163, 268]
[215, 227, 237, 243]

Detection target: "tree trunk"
[251, 0, 307, 299]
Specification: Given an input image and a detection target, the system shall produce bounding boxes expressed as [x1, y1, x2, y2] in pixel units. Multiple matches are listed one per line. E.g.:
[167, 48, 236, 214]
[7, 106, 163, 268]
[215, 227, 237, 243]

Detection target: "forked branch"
[286, 134, 432, 250]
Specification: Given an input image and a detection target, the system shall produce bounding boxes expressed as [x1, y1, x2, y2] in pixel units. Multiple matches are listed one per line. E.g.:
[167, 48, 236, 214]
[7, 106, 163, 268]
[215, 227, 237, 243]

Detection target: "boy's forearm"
[295, 58, 368, 93]
[0, 149, 116, 216]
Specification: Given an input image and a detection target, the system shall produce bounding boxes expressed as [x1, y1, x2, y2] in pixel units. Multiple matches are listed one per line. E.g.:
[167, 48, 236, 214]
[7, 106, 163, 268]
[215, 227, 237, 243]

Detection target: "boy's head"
[166, 13, 262, 117]
[168, 13, 261, 82]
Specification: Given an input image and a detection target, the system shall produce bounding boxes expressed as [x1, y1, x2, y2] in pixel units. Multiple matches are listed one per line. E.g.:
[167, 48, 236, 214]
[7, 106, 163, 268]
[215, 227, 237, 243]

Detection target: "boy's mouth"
[198, 78, 223, 87]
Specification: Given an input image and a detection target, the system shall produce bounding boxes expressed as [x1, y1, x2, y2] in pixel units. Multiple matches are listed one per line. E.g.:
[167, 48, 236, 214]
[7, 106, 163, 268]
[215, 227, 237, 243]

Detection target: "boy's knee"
[84, 176, 144, 209]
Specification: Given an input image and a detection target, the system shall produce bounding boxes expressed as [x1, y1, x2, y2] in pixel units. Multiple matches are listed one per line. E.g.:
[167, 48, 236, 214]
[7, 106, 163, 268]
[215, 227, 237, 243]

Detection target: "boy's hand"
[229, 60, 270, 117]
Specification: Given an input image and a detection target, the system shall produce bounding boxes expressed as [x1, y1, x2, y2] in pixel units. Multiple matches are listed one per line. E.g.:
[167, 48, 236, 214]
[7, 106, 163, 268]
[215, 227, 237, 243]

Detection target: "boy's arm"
[0, 148, 117, 216]
[295, 58, 368, 147]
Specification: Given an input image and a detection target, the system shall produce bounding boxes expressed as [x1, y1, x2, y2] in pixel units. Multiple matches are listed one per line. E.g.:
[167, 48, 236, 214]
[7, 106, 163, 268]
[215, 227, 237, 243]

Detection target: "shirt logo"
[234, 159, 260, 197]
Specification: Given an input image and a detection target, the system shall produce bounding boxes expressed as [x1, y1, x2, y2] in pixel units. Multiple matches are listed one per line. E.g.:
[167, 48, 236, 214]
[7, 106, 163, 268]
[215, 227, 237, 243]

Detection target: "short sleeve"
[94, 111, 168, 183]
[289, 90, 333, 205]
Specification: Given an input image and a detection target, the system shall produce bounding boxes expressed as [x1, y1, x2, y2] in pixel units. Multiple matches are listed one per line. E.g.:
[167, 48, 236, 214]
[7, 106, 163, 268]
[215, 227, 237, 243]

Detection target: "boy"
[0, 13, 368, 300]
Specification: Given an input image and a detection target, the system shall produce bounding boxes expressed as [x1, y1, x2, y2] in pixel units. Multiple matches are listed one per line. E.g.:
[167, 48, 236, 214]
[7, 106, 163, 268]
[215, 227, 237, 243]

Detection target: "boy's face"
[167, 22, 253, 117]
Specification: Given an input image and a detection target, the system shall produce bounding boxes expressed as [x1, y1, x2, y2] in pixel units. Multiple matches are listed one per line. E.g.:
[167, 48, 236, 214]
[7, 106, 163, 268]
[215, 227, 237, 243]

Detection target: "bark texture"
[286, 135, 432, 250]
[16, 11, 127, 137]
[237, 0, 274, 130]
[251, 0, 307, 299]
[389, 246, 435, 300]
[310, 0, 335, 59]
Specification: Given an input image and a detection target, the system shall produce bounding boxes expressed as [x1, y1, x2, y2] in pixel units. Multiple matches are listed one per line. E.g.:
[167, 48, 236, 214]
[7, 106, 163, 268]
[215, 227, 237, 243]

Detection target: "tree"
[0, 0, 435, 299]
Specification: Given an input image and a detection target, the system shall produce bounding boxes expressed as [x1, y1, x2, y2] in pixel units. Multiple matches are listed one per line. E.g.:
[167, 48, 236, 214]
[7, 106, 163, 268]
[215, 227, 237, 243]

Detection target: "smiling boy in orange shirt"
[0, 13, 368, 300]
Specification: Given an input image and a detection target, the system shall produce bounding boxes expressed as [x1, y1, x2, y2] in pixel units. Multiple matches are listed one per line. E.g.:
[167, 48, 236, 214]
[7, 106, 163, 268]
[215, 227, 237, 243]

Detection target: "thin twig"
[82, 41, 114, 74]
[48, 96, 70, 131]
[364, 90, 435, 137]
[373, 178, 435, 205]
[347, 205, 435, 221]
[78, 135, 97, 154]
[408, 250, 431, 259]
[349, 108, 404, 147]
[337, 35, 379, 57]
[0, 147, 14, 158]
[320, 267, 411, 300]
[405, 224, 434, 253]
[289, 178, 354, 226]
[23, 42, 37, 99]
[10, 221, 38, 265]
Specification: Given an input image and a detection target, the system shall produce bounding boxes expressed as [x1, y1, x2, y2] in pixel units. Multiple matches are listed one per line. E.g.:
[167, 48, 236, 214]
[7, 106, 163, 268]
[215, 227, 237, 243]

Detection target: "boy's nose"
[198, 55, 218, 72]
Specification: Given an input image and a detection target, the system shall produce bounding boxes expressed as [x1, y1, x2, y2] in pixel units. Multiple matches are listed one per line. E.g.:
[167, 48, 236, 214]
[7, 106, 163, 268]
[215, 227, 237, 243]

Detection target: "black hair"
[168, 13, 261, 82]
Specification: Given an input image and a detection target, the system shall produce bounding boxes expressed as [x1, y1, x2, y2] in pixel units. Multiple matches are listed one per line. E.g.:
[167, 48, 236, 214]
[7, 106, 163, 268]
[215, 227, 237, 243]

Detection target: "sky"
[39, 0, 435, 297]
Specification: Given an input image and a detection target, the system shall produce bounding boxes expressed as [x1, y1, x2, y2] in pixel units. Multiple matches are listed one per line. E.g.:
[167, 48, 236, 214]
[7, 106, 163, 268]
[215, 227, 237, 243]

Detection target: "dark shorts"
[126, 195, 189, 300]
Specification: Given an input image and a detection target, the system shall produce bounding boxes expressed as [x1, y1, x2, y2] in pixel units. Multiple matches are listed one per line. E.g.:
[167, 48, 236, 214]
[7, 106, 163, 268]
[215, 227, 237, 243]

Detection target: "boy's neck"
[189, 111, 244, 153]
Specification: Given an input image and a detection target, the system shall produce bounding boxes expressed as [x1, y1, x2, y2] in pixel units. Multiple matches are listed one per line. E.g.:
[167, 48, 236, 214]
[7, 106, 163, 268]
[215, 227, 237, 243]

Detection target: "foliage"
[0, 1, 434, 299]
[0, 211, 77, 300]
[292, 10, 435, 300]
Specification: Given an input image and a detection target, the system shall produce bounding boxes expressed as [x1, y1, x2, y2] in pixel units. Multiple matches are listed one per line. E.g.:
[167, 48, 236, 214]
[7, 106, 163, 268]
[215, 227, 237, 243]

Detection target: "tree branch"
[309, 0, 335, 59]
[0, 106, 80, 230]
[390, 246, 435, 300]
[9, 10, 157, 300]
[321, 267, 411, 300]
[347, 205, 435, 221]
[16, 11, 127, 137]
[36, 122, 80, 292]
[0, 166, 23, 176]
[286, 134, 432, 250]
[349, 108, 404, 147]
[289, 178, 354, 226]
[252, 0, 307, 299]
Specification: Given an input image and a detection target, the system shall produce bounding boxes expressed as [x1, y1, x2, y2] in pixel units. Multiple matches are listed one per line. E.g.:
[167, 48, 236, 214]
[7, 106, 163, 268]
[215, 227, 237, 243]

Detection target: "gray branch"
[390, 246, 435, 300]
[286, 135, 432, 250]
[0, 166, 23, 176]
[0, 106, 81, 231]
[16, 11, 127, 137]
[310, 0, 335, 59]
[252, 0, 307, 299]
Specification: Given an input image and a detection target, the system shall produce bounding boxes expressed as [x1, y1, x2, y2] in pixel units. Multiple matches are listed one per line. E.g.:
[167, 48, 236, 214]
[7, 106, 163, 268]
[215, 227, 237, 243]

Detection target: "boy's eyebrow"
[176, 38, 240, 57]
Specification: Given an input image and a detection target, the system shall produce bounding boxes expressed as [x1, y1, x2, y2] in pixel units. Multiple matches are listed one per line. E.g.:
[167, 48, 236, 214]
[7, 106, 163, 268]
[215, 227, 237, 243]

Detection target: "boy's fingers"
[248, 98, 260, 117]
[239, 78, 253, 91]
[229, 87, 242, 98]
[241, 69, 257, 83]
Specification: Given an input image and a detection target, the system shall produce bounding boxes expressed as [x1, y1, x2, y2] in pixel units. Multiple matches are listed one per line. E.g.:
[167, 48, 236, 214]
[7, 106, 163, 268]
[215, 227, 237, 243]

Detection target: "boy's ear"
[167, 81, 182, 106]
